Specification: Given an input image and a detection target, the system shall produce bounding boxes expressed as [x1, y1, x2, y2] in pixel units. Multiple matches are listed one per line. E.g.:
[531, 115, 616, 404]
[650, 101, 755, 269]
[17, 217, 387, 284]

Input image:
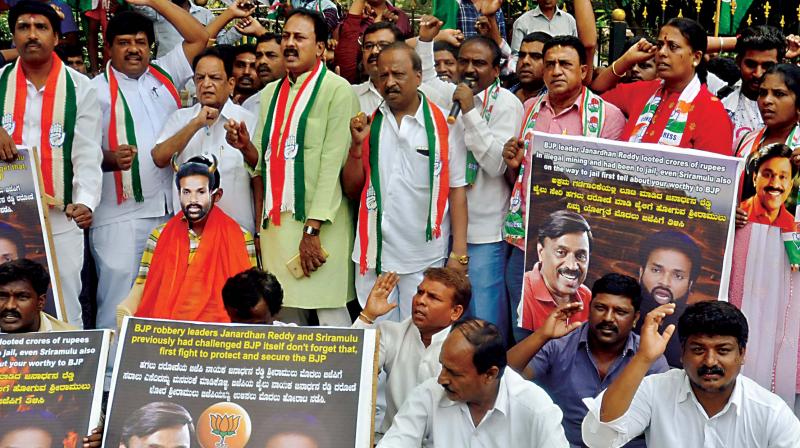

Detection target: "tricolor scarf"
[105, 62, 181, 204]
[466, 78, 500, 184]
[502, 88, 606, 243]
[628, 75, 701, 146]
[0, 55, 75, 207]
[357, 94, 450, 274]
[735, 125, 800, 159]
[260, 61, 327, 227]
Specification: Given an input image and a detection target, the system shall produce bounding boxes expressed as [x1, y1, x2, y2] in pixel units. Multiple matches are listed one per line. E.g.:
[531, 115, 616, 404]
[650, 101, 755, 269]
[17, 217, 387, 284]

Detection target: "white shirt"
[0, 64, 103, 235]
[707, 73, 764, 146]
[350, 97, 468, 274]
[353, 79, 384, 115]
[581, 369, 800, 448]
[417, 40, 524, 244]
[91, 46, 194, 227]
[353, 318, 449, 435]
[511, 7, 577, 53]
[379, 367, 569, 448]
[156, 99, 258, 233]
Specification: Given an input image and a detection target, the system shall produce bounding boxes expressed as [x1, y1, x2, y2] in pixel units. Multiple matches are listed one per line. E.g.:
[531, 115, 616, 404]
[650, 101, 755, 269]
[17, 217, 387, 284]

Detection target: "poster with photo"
[0, 147, 64, 319]
[0, 330, 111, 448]
[737, 142, 799, 232]
[520, 133, 742, 366]
[104, 318, 379, 448]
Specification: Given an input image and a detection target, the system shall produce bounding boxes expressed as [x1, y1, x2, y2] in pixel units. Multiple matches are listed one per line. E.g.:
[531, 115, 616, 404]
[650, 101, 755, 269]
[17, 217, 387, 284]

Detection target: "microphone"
[448, 77, 477, 124]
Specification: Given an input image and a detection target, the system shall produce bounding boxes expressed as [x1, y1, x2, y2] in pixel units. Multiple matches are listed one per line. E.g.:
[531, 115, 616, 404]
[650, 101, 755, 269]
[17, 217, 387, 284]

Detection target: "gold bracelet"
[359, 312, 374, 324]
[611, 60, 624, 77]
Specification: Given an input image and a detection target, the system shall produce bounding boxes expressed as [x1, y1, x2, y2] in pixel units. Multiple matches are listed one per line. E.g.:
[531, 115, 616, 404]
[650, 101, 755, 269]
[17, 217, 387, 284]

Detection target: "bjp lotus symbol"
[210, 413, 240, 447]
[198, 402, 251, 448]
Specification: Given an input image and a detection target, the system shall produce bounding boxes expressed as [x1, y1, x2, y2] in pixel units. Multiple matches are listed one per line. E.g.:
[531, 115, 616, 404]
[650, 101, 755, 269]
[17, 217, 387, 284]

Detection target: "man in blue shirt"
[508, 273, 669, 447]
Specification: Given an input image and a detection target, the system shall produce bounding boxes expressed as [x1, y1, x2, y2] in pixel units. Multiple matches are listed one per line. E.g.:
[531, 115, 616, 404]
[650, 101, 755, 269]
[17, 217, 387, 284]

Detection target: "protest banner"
[0, 147, 64, 319]
[0, 330, 111, 448]
[104, 318, 379, 448]
[520, 133, 742, 342]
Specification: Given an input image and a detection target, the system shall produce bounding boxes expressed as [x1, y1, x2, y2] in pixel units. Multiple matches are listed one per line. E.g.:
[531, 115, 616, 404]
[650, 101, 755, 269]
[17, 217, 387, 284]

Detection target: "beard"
[182, 202, 212, 224]
[641, 286, 690, 310]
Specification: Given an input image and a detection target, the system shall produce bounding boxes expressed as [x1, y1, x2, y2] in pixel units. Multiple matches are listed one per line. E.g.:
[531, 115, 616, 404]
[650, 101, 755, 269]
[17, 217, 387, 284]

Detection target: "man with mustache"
[343, 21, 404, 114]
[378, 318, 569, 447]
[343, 42, 468, 322]
[225, 9, 359, 326]
[706, 26, 785, 142]
[582, 300, 800, 448]
[415, 14, 523, 340]
[151, 47, 257, 233]
[89, 0, 207, 332]
[0, 0, 102, 329]
[739, 143, 796, 231]
[636, 229, 702, 368]
[510, 31, 551, 104]
[0, 259, 75, 333]
[117, 155, 256, 323]
[519, 210, 592, 332]
[508, 273, 668, 447]
[230, 44, 262, 104]
[353, 268, 470, 439]
[241, 33, 288, 115]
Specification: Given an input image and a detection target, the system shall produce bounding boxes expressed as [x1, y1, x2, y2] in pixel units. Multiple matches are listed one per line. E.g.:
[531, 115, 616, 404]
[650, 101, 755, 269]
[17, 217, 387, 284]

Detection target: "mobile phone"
[286, 247, 330, 279]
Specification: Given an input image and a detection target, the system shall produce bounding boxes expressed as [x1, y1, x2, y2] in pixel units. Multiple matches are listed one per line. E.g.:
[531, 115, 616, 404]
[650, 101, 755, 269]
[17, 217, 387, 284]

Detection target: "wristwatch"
[303, 225, 320, 236]
[449, 251, 470, 265]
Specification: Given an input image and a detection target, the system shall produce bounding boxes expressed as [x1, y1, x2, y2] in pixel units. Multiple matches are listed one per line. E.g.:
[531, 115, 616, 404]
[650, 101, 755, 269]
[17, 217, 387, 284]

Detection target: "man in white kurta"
[0, 1, 102, 328]
[344, 43, 469, 322]
[153, 48, 257, 233]
[89, 0, 208, 331]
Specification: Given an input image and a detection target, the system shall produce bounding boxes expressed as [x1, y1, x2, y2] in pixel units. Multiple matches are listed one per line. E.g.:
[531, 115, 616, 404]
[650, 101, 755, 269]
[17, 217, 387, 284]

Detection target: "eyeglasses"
[361, 41, 393, 52]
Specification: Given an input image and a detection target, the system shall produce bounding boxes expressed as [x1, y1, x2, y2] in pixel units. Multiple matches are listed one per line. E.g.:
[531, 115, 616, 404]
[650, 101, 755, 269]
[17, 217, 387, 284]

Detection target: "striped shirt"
[135, 217, 257, 285]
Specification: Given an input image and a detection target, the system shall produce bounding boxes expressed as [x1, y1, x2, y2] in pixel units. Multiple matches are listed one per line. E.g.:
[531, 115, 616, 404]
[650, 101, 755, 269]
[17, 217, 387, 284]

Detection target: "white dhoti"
[53, 227, 85, 328]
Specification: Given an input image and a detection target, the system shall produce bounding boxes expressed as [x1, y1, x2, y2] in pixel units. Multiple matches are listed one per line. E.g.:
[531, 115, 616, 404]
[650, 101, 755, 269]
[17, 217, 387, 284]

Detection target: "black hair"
[433, 41, 459, 58]
[55, 44, 83, 61]
[735, 25, 785, 60]
[0, 222, 25, 259]
[746, 143, 798, 178]
[106, 10, 155, 48]
[451, 318, 507, 378]
[120, 402, 195, 447]
[362, 21, 403, 43]
[706, 56, 741, 85]
[764, 63, 800, 109]
[522, 31, 553, 46]
[460, 35, 502, 68]
[678, 300, 748, 349]
[175, 155, 221, 191]
[222, 267, 284, 320]
[0, 259, 50, 296]
[422, 267, 471, 310]
[663, 18, 708, 83]
[8, 0, 61, 36]
[257, 32, 282, 45]
[542, 34, 587, 65]
[0, 410, 65, 446]
[380, 41, 422, 72]
[193, 46, 233, 78]
[285, 8, 329, 42]
[232, 43, 257, 59]
[537, 210, 593, 250]
[638, 230, 702, 283]
[591, 273, 642, 311]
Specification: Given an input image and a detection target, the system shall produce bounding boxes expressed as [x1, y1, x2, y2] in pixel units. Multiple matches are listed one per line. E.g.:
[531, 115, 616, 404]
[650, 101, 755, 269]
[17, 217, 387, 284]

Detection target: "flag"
[266, 0, 283, 20]
[433, 0, 459, 29]
[718, 0, 754, 36]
